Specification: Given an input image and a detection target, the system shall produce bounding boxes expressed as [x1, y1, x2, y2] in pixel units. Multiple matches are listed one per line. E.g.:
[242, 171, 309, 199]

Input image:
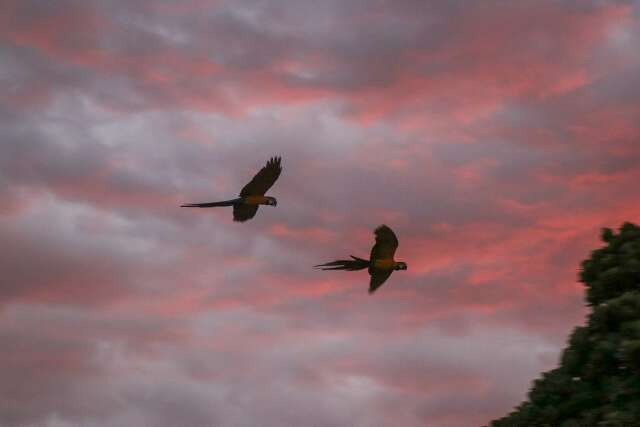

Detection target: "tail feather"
[315, 255, 370, 271]
[181, 198, 241, 208]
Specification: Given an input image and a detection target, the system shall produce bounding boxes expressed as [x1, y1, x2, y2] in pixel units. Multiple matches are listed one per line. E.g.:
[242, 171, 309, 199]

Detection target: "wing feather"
[369, 224, 399, 261]
[239, 156, 282, 197]
[369, 270, 392, 294]
[233, 204, 259, 222]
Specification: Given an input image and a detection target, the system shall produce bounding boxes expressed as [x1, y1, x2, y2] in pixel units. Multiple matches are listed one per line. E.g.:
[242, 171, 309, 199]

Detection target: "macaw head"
[394, 261, 408, 271]
[265, 196, 278, 206]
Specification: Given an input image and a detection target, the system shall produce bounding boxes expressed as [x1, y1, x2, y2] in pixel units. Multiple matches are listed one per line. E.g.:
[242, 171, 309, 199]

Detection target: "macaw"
[181, 156, 282, 222]
[315, 224, 407, 294]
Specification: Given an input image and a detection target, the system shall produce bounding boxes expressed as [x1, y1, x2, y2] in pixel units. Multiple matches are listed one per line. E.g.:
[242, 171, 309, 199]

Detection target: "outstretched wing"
[369, 224, 399, 261]
[240, 156, 282, 197]
[369, 270, 392, 294]
[233, 204, 259, 222]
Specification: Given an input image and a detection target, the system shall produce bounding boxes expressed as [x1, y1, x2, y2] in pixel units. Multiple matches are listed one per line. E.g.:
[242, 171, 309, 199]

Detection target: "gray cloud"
[1, 0, 639, 426]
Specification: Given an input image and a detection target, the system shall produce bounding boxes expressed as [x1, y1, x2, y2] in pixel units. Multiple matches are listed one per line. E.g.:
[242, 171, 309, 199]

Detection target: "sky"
[1, 0, 640, 426]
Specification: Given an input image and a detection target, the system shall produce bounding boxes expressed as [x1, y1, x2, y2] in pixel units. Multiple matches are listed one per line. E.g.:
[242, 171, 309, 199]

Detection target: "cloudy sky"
[1, 0, 639, 426]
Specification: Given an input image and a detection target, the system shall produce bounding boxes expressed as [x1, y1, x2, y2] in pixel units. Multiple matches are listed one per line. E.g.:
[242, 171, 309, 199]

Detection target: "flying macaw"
[315, 224, 408, 294]
[181, 156, 282, 222]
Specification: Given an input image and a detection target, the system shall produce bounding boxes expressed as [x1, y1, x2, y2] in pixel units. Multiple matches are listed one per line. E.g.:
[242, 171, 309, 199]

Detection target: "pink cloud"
[1, 1, 640, 426]
[269, 223, 338, 243]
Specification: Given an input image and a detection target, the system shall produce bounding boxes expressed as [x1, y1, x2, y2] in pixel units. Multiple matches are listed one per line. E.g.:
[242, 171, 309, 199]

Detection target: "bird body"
[243, 195, 271, 205]
[371, 258, 395, 270]
[181, 156, 282, 222]
[315, 225, 407, 294]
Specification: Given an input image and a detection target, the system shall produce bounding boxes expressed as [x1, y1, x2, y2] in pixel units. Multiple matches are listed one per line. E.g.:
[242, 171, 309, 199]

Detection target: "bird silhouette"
[181, 156, 282, 222]
[315, 224, 407, 294]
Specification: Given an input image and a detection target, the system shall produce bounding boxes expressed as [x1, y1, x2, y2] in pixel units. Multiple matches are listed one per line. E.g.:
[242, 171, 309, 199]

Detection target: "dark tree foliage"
[489, 222, 640, 427]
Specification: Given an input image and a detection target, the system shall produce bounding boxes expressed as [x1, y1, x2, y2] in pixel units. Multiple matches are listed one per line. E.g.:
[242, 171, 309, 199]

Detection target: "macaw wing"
[370, 224, 399, 261]
[369, 270, 392, 294]
[233, 204, 259, 222]
[239, 156, 282, 197]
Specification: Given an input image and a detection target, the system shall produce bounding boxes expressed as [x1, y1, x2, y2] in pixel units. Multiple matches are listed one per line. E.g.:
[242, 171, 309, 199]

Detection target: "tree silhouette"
[489, 222, 640, 426]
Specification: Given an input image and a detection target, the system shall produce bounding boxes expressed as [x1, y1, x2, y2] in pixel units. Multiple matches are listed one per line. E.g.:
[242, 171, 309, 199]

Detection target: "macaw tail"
[181, 198, 242, 208]
[314, 255, 370, 271]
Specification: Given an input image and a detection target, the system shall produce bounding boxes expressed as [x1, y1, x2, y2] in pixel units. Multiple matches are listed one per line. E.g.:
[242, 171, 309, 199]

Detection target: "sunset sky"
[2, 1, 640, 426]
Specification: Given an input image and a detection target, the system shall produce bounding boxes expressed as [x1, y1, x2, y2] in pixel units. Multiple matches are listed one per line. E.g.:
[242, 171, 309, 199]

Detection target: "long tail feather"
[314, 255, 370, 271]
[181, 198, 241, 208]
